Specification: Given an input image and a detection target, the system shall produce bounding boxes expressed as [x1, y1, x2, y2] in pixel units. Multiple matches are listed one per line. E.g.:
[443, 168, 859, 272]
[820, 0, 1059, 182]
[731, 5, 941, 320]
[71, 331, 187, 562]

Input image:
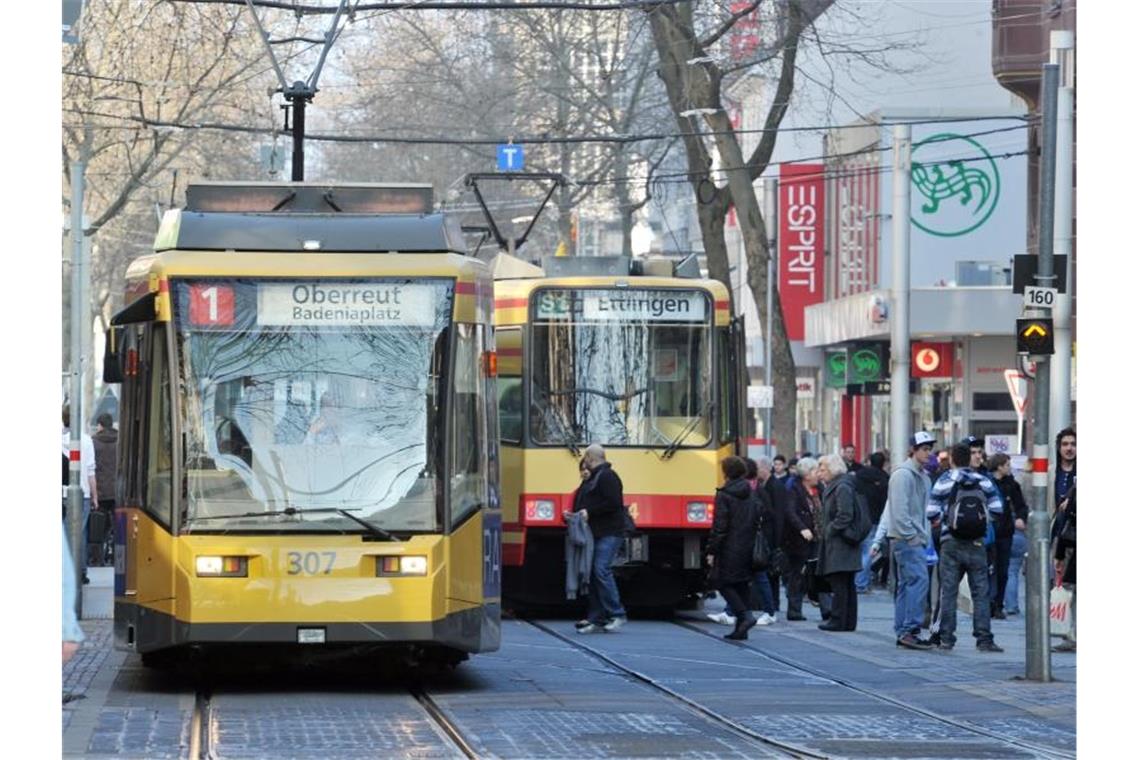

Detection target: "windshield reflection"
[174, 279, 451, 533]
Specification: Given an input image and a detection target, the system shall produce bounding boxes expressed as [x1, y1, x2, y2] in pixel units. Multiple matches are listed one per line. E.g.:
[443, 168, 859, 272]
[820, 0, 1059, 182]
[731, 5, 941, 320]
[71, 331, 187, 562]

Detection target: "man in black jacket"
[573, 444, 629, 633]
[854, 451, 890, 593]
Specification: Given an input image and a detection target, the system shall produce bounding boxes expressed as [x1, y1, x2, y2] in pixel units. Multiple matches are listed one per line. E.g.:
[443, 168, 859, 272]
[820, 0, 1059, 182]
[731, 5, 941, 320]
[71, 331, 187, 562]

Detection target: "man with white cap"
[887, 431, 936, 650]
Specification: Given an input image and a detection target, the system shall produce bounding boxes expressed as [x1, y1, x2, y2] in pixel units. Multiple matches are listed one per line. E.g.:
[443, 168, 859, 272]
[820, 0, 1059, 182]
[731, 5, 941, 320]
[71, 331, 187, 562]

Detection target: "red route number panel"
[189, 284, 235, 326]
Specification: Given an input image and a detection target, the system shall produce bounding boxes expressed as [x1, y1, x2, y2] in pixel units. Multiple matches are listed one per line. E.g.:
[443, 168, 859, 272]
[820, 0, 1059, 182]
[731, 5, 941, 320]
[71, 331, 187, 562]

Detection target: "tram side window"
[145, 326, 174, 528]
[119, 325, 149, 507]
[450, 324, 488, 527]
[495, 326, 522, 444]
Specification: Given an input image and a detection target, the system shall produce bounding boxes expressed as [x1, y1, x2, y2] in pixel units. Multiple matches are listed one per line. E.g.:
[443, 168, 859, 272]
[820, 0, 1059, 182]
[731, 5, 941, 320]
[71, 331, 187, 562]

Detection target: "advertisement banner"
[779, 163, 825, 341]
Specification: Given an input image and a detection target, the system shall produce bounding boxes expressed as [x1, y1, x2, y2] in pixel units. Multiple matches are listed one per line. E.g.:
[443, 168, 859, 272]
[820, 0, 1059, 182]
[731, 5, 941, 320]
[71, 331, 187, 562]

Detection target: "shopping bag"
[1049, 581, 1073, 637]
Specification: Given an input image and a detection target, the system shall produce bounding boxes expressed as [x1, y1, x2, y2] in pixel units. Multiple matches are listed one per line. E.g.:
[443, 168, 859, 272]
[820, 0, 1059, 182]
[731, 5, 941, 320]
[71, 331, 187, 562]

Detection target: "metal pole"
[1025, 63, 1059, 683]
[1049, 31, 1075, 440]
[67, 156, 87, 617]
[764, 177, 777, 457]
[889, 124, 911, 470]
[290, 87, 307, 182]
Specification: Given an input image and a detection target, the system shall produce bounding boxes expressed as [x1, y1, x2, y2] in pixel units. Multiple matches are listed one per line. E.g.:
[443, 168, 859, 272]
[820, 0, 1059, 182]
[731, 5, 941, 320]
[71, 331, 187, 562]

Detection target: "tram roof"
[155, 210, 468, 255]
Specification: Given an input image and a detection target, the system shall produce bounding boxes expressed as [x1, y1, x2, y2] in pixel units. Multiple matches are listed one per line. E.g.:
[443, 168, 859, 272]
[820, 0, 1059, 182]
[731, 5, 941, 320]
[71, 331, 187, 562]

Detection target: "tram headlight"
[195, 555, 248, 577]
[400, 556, 428, 576]
[376, 555, 428, 576]
[686, 502, 713, 524]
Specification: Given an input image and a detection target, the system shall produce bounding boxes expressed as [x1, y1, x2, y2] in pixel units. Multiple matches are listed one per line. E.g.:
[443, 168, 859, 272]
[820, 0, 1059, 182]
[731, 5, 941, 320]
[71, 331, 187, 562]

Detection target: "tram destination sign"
[534, 289, 708, 322]
[257, 283, 442, 327]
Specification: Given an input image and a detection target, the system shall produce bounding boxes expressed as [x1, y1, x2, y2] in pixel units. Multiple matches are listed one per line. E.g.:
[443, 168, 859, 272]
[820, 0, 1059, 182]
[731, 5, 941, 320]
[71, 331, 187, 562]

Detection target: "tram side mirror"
[103, 326, 125, 384]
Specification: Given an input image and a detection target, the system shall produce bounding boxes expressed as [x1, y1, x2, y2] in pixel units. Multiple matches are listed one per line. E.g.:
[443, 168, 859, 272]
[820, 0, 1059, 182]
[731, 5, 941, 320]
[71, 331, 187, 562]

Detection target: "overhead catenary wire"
[168, 0, 685, 12]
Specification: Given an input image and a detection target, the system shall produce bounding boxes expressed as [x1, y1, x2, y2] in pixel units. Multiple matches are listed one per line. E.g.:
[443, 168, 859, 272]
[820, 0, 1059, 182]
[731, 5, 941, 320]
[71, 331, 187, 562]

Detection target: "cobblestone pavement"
[61, 584, 1075, 758]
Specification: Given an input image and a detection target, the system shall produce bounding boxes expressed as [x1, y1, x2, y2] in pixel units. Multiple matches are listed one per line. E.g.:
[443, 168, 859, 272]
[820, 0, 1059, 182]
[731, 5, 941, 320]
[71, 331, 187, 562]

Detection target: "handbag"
[1049, 572, 1073, 637]
[751, 528, 771, 570]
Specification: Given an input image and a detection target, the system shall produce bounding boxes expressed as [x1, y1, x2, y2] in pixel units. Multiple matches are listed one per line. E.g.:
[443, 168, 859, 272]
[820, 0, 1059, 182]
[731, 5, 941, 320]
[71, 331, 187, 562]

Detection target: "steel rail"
[525, 619, 828, 760]
[674, 620, 1076, 760]
[411, 687, 479, 759]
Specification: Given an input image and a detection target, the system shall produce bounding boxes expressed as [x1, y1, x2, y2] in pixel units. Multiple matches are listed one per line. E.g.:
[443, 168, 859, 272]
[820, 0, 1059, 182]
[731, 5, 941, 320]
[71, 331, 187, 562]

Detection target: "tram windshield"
[172, 279, 452, 533]
[529, 288, 713, 448]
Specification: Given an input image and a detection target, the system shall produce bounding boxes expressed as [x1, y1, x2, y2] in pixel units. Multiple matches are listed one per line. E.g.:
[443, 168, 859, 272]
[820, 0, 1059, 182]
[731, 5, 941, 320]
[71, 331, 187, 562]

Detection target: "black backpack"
[946, 477, 988, 540]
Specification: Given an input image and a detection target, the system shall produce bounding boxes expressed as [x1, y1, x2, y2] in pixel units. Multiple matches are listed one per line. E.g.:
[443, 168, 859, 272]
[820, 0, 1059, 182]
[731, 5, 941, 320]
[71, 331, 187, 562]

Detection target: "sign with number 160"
[1023, 286, 1057, 309]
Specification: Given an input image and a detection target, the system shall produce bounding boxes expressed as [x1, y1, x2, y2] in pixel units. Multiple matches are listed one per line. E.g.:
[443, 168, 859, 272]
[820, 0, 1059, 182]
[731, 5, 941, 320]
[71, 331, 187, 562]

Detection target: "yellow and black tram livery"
[493, 255, 748, 609]
[103, 182, 501, 665]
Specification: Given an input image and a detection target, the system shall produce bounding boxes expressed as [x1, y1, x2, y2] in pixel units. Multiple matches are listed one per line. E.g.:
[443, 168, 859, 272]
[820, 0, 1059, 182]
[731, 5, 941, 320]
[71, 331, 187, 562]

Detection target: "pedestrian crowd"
[561, 428, 1076, 656]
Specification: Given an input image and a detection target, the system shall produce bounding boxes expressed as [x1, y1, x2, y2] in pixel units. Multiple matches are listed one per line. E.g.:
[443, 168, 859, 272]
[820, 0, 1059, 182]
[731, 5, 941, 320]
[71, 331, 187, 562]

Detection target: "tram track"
[185, 682, 475, 760]
[525, 619, 828, 759]
[673, 620, 1076, 760]
[411, 685, 481, 759]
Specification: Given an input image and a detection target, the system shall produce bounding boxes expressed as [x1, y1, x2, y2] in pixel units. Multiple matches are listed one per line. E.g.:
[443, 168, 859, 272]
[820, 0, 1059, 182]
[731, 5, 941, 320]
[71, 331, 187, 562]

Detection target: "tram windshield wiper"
[332, 508, 398, 542]
[660, 400, 713, 461]
[185, 506, 398, 541]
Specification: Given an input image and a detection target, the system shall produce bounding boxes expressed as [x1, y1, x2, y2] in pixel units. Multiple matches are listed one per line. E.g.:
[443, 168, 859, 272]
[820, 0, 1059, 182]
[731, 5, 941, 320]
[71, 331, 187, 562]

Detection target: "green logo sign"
[848, 347, 884, 382]
[910, 133, 1001, 238]
[825, 351, 847, 389]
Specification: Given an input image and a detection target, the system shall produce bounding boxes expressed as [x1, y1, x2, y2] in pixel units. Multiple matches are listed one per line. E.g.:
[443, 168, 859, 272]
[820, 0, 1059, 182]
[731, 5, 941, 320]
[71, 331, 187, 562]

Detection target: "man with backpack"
[926, 443, 1006, 652]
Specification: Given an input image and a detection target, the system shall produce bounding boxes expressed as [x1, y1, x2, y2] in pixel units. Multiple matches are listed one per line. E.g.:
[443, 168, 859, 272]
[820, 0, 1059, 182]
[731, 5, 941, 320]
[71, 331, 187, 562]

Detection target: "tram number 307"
[287, 551, 336, 575]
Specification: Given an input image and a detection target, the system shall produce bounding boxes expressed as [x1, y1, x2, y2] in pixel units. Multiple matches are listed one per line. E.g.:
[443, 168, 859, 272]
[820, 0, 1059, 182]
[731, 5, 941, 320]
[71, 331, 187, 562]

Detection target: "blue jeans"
[1004, 530, 1027, 612]
[587, 535, 627, 624]
[752, 570, 776, 614]
[855, 532, 876, 592]
[892, 540, 930, 638]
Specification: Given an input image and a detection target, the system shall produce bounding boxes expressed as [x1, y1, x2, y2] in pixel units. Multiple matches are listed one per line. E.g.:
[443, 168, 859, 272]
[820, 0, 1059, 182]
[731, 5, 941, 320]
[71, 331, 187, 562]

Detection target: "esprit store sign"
[778, 164, 825, 341]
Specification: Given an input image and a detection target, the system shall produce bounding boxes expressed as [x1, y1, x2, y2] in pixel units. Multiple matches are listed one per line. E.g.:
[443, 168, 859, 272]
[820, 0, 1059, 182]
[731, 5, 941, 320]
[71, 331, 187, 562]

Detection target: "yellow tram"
[493, 255, 748, 609]
[103, 183, 501, 666]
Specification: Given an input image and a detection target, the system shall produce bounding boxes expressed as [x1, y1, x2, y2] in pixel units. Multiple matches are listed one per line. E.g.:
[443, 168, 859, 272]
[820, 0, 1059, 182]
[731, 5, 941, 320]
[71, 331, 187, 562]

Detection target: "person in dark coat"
[780, 457, 820, 621]
[1053, 481, 1076, 652]
[986, 453, 1028, 619]
[853, 451, 890, 592]
[707, 456, 760, 640]
[572, 444, 629, 633]
[91, 413, 118, 566]
[816, 454, 863, 631]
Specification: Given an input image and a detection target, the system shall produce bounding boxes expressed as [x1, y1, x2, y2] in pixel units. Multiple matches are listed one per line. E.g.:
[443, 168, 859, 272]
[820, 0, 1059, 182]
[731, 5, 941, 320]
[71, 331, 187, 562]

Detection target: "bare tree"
[645, 0, 886, 455]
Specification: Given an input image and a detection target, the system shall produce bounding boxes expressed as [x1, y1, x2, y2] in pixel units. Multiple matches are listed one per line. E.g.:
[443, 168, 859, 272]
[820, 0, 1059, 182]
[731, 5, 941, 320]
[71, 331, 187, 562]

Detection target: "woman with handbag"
[782, 458, 820, 621]
[706, 456, 760, 640]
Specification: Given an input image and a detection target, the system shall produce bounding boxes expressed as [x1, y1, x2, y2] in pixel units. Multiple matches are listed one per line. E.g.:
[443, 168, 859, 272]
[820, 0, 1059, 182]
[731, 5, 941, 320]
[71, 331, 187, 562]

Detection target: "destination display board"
[175, 279, 451, 330]
[533, 289, 709, 323]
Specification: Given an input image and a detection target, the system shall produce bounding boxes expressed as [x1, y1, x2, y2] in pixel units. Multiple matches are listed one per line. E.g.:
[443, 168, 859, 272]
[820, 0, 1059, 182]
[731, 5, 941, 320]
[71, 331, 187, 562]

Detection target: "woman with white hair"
[816, 453, 863, 632]
[781, 457, 820, 622]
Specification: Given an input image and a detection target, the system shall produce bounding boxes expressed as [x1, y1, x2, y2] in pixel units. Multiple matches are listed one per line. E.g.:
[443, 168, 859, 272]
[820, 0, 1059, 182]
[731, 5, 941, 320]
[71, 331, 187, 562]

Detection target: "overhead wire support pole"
[763, 176, 777, 458]
[889, 124, 911, 471]
[1048, 30, 1075, 442]
[1025, 62, 1059, 684]
[67, 146, 89, 616]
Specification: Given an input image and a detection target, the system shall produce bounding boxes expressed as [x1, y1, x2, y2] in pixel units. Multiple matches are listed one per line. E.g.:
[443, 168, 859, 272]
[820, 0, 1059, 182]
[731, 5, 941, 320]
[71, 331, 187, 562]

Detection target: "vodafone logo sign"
[912, 342, 952, 378]
[915, 348, 941, 373]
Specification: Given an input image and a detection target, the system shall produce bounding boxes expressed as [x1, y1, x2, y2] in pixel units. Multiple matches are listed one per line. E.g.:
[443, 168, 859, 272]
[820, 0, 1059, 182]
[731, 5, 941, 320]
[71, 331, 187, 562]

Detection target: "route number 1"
[1023, 286, 1057, 309]
[190, 284, 235, 326]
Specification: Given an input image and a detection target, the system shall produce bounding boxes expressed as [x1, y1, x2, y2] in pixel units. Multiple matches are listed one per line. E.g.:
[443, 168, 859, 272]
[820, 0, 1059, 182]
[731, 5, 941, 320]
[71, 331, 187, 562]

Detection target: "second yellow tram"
[493, 256, 748, 609]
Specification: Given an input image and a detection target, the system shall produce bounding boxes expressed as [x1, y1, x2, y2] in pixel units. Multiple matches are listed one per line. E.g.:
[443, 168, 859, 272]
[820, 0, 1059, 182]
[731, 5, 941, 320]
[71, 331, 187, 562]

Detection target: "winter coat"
[1054, 483, 1076, 584]
[817, 474, 862, 575]
[782, 478, 817, 558]
[708, 478, 759, 585]
[757, 477, 786, 557]
[92, 428, 118, 504]
[854, 465, 890, 524]
[994, 473, 1029, 539]
[573, 462, 626, 539]
[564, 511, 594, 600]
